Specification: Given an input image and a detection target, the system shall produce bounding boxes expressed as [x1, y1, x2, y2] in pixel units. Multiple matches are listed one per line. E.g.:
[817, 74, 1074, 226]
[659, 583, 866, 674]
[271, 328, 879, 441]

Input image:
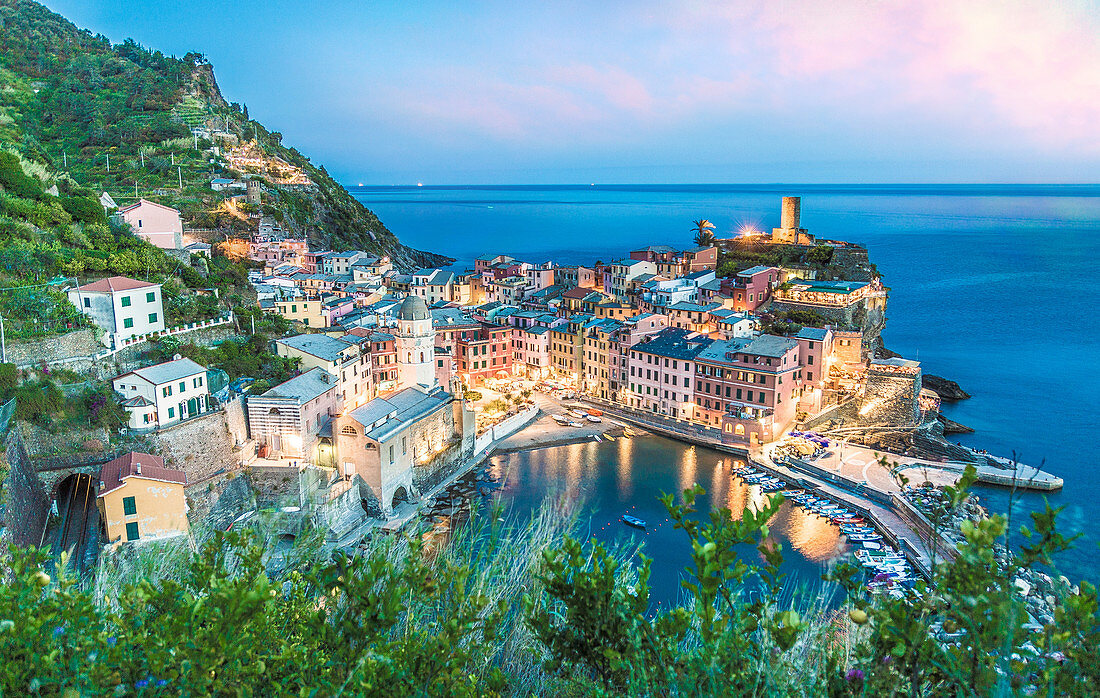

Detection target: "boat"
[569, 410, 588, 418]
[847, 533, 883, 542]
[567, 420, 583, 428]
[586, 409, 603, 416]
[552, 414, 569, 424]
[586, 415, 602, 423]
[622, 514, 646, 529]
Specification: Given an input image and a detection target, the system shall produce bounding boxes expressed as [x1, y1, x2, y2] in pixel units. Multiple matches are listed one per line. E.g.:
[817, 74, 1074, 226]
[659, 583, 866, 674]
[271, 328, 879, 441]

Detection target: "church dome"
[397, 294, 430, 321]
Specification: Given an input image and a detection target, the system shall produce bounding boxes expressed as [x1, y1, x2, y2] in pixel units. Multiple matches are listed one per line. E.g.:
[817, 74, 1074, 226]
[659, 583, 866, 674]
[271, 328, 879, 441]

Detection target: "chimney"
[135, 459, 142, 474]
[781, 196, 801, 231]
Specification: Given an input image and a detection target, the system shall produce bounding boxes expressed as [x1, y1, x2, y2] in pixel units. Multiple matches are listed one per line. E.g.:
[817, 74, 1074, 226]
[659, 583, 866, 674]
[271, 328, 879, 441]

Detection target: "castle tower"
[771, 196, 812, 244]
[395, 295, 436, 389]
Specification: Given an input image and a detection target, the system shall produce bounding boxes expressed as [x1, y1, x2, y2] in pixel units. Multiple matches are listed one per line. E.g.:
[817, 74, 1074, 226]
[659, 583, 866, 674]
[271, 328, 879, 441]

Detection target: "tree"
[692, 219, 717, 247]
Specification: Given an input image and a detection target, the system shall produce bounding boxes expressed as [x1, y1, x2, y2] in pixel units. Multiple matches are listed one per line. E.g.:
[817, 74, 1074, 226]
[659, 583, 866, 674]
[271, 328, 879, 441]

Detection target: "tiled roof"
[795, 327, 829, 341]
[630, 328, 713, 360]
[98, 452, 185, 496]
[118, 358, 206, 386]
[277, 334, 355, 362]
[258, 367, 338, 403]
[347, 387, 453, 442]
[73, 276, 158, 293]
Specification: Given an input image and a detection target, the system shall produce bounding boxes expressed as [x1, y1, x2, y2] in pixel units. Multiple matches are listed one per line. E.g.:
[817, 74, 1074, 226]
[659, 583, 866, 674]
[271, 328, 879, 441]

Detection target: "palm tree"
[692, 219, 717, 246]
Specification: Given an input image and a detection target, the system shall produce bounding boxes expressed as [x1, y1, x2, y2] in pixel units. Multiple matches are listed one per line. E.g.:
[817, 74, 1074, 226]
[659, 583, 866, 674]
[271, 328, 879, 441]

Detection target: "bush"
[0, 151, 45, 200]
[59, 196, 106, 224]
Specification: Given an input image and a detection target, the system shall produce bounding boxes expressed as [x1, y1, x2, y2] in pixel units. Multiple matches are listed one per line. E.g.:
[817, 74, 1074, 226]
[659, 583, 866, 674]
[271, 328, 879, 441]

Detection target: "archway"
[391, 485, 410, 511]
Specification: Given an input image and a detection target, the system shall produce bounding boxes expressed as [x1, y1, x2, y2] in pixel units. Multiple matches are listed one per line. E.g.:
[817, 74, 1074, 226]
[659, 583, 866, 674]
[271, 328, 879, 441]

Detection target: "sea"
[349, 184, 1100, 594]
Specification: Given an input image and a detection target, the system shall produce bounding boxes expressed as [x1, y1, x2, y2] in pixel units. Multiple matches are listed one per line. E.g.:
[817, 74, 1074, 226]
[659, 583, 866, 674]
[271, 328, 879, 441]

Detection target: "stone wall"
[0, 429, 50, 546]
[248, 464, 303, 507]
[17, 422, 111, 459]
[4, 329, 102, 367]
[149, 410, 243, 486]
[188, 473, 254, 531]
[14, 325, 238, 379]
[223, 394, 249, 446]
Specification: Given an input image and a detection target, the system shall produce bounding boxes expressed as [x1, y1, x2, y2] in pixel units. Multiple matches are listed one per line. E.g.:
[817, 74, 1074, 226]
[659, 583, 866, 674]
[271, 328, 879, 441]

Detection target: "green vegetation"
[1, 471, 1096, 696]
[760, 309, 832, 335]
[0, 363, 125, 429]
[144, 334, 298, 394]
[0, 0, 447, 265]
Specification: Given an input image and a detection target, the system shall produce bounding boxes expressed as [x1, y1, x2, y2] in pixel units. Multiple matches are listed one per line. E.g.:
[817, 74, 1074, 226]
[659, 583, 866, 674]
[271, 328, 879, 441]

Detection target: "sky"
[43, 0, 1100, 184]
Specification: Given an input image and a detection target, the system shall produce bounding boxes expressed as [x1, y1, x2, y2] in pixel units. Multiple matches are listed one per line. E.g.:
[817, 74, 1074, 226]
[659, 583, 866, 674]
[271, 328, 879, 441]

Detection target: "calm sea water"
[483, 437, 843, 608]
[350, 184, 1100, 584]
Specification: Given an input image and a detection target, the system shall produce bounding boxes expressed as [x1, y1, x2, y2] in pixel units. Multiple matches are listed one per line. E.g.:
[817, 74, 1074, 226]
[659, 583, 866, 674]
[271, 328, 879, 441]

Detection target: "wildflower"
[882, 655, 893, 665]
[53, 626, 65, 637]
[156, 679, 168, 687]
[106, 636, 117, 647]
[846, 668, 865, 682]
[135, 678, 149, 689]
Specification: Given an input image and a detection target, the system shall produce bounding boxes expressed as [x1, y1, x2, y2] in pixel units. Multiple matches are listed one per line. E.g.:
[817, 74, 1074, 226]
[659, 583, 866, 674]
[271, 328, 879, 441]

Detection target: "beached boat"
[586, 415, 602, 423]
[622, 514, 646, 529]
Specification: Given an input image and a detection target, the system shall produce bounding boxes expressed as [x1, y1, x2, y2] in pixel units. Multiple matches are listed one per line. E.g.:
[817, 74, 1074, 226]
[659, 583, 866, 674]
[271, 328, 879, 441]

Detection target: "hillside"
[0, 0, 449, 269]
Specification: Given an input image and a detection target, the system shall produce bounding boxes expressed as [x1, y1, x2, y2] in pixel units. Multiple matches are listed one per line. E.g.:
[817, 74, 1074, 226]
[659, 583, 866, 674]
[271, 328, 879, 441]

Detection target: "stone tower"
[395, 295, 436, 389]
[771, 196, 812, 244]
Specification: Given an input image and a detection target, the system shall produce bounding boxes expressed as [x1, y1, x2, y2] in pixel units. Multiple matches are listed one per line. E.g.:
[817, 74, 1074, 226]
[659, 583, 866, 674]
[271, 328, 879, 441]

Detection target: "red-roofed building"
[67, 276, 165, 348]
[96, 452, 188, 544]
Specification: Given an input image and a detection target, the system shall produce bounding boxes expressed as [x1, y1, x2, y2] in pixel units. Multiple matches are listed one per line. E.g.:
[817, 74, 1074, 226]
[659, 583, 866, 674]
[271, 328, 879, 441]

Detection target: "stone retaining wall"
[4, 329, 101, 367]
[0, 429, 49, 547]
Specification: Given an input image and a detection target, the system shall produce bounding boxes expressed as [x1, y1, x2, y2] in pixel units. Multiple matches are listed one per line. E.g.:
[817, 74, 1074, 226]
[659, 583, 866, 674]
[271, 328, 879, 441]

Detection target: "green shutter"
[125, 522, 139, 541]
[123, 318, 134, 329]
[123, 496, 137, 515]
[148, 312, 158, 323]
[147, 291, 156, 302]
[121, 296, 131, 307]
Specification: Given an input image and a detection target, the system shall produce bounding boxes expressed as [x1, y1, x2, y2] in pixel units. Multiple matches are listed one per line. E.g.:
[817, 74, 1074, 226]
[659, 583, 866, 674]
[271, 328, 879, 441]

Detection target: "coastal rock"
[923, 374, 971, 401]
[874, 344, 903, 360]
[936, 413, 975, 435]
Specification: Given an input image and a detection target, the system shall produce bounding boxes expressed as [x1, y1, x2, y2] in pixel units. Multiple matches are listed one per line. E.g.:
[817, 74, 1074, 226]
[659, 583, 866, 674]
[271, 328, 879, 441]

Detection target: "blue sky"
[44, 1, 1100, 184]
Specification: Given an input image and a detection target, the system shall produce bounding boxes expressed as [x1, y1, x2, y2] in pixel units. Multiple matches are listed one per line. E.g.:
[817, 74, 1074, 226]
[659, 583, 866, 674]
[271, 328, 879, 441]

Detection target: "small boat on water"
[622, 514, 646, 529]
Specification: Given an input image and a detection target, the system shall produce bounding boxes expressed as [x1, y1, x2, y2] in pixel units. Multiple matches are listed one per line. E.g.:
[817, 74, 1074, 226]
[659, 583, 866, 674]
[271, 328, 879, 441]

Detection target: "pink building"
[117, 199, 183, 249]
[625, 328, 713, 418]
[608, 313, 668, 402]
[693, 335, 802, 445]
[719, 265, 779, 312]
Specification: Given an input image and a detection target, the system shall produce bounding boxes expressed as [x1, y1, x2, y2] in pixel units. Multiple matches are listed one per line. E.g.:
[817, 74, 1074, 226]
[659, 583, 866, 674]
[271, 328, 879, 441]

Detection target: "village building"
[68, 276, 166, 348]
[335, 385, 474, 516]
[116, 199, 184, 249]
[246, 367, 342, 464]
[693, 335, 802, 444]
[112, 358, 209, 430]
[625, 327, 713, 417]
[97, 452, 188, 544]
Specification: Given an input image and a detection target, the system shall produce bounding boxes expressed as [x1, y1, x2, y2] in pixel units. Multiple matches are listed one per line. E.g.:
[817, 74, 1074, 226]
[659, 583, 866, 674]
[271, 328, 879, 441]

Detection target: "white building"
[394, 295, 436, 390]
[112, 358, 209, 430]
[68, 276, 166, 348]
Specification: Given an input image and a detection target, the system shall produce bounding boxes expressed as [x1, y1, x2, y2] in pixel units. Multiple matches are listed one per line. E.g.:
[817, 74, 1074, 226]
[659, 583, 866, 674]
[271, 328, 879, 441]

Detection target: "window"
[808, 355, 814, 365]
[194, 376, 203, 388]
[807, 372, 813, 381]
[389, 445, 395, 463]
[126, 522, 139, 541]
[162, 386, 172, 397]
[402, 437, 407, 455]
[123, 318, 134, 329]
[123, 496, 137, 516]
[167, 407, 175, 419]
[121, 296, 131, 307]
[83, 298, 90, 308]
[179, 382, 186, 393]
[147, 291, 156, 303]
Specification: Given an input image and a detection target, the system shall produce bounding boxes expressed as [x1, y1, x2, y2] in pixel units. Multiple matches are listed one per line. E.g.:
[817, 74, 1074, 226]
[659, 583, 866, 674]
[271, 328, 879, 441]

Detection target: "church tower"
[395, 295, 436, 389]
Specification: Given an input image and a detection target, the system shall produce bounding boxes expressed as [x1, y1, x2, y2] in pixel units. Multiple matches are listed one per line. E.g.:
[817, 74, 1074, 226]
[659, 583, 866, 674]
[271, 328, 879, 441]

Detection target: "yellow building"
[97, 452, 188, 544]
[272, 298, 327, 328]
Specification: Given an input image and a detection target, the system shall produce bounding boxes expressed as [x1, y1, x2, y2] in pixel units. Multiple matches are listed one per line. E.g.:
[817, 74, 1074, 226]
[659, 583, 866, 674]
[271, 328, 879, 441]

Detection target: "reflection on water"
[490, 434, 844, 606]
